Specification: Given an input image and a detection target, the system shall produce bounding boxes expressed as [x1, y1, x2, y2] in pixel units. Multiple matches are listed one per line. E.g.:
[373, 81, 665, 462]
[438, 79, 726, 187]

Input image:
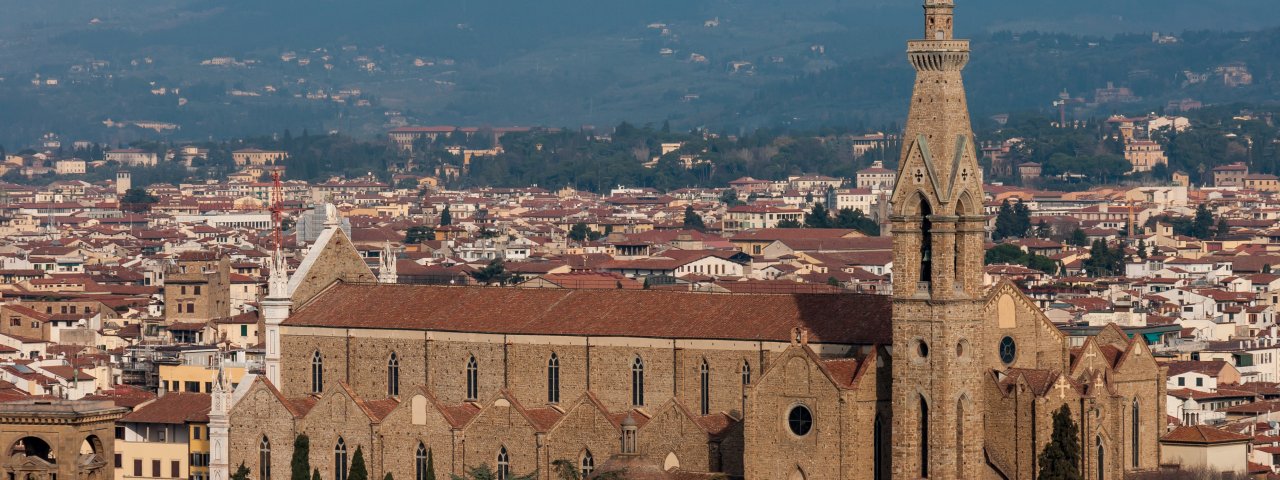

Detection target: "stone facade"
[224, 2, 1165, 479]
[164, 253, 231, 324]
[0, 400, 126, 480]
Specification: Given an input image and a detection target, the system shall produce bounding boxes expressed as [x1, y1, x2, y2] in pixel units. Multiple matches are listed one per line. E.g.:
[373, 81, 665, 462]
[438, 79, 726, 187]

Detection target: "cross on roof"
[1054, 377, 1072, 399]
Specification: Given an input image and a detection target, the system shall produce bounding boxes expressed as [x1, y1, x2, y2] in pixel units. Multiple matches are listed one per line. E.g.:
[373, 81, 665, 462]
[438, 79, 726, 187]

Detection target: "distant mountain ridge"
[0, 0, 1279, 145]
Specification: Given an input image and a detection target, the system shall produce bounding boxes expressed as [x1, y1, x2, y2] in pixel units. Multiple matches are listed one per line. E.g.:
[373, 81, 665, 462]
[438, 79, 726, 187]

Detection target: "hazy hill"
[1, 0, 1280, 146]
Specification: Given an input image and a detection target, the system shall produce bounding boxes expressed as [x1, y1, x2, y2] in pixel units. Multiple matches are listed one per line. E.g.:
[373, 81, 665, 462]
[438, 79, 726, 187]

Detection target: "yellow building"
[158, 364, 247, 394]
[115, 393, 211, 480]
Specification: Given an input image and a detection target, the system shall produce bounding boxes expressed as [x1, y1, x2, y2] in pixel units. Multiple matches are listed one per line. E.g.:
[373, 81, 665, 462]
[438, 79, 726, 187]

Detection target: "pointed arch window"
[334, 438, 348, 480]
[700, 359, 711, 415]
[742, 361, 751, 386]
[415, 443, 428, 480]
[632, 356, 645, 406]
[873, 416, 885, 480]
[311, 351, 324, 394]
[259, 436, 271, 480]
[956, 397, 965, 478]
[466, 356, 479, 401]
[547, 353, 561, 404]
[580, 450, 595, 477]
[1096, 436, 1105, 480]
[1132, 400, 1140, 467]
[388, 352, 400, 397]
[496, 447, 510, 480]
[918, 196, 933, 284]
[919, 395, 929, 478]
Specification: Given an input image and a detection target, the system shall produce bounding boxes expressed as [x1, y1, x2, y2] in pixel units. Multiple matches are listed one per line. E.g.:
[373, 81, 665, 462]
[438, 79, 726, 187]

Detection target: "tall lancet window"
[919, 395, 930, 478]
[918, 196, 933, 284]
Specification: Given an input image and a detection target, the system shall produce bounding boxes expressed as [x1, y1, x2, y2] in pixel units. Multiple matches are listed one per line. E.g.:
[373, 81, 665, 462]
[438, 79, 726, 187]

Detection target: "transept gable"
[1113, 335, 1158, 376]
[306, 381, 380, 424]
[382, 388, 457, 431]
[462, 388, 559, 434]
[289, 226, 376, 307]
[984, 280, 1063, 338]
[1093, 323, 1131, 351]
[409, 386, 480, 430]
[1070, 336, 1123, 381]
[232, 375, 308, 420]
[546, 392, 621, 438]
[640, 398, 730, 440]
[751, 343, 856, 394]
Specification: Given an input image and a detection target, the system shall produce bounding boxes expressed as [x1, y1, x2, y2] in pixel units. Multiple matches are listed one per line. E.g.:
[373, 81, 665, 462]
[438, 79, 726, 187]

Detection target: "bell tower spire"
[890, 0, 985, 479]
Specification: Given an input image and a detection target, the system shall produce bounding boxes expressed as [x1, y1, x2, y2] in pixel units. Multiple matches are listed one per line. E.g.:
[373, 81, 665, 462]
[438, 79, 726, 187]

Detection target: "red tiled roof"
[1161, 425, 1251, 444]
[286, 284, 892, 345]
[121, 392, 212, 424]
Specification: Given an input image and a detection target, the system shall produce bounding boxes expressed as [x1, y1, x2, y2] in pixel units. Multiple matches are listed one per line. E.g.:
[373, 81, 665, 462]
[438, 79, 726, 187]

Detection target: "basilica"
[211, 1, 1166, 479]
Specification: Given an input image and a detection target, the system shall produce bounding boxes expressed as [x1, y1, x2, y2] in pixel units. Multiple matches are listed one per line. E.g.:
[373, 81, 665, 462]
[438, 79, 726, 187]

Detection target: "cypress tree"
[440, 206, 453, 226]
[232, 463, 251, 480]
[291, 434, 311, 480]
[1037, 405, 1082, 480]
[312, 468, 321, 480]
[994, 199, 1015, 240]
[426, 449, 436, 480]
[348, 447, 368, 480]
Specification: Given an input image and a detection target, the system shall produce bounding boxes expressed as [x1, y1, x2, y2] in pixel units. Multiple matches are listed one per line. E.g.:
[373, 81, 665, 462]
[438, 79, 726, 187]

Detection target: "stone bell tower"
[889, 0, 986, 478]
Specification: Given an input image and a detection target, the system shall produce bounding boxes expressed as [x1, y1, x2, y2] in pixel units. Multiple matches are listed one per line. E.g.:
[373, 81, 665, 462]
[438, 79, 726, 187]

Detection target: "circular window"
[917, 340, 929, 358]
[999, 336, 1017, 365]
[787, 405, 813, 437]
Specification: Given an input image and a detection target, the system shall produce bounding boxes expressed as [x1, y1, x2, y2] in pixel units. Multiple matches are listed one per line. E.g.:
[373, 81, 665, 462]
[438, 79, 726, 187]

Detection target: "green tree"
[1069, 228, 1087, 247]
[804, 203, 832, 228]
[291, 434, 311, 480]
[1216, 216, 1231, 239]
[1082, 240, 1124, 277]
[719, 189, 742, 207]
[313, 468, 321, 480]
[776, 218, 802, 228]
[833, 208, 881, 236]
[349, 447, 368, 480]
[449, 464, 537, 480]
[995, 199, 1030, 240]
[568, 223, 592, 242]
[425, 449, 436, 480]
[683, 205, 706, 231]
[231, 463, 251, 480]
[384, 474, 393, 480]
[1190, 204, 1213, 239]
[120, 188, 159, 213]
[405, 226, 436, 244]
[1136, 239, 1148, 260]
[1013, 201, 1032, 238]
[984, 244, 1026, 265]
[993, 199, 1015, 240]
[1034, 220, 1051, 238]
[470, 259, 508, 285]
[440, 206, 453, 226]
[1037, 405, 1082, 480]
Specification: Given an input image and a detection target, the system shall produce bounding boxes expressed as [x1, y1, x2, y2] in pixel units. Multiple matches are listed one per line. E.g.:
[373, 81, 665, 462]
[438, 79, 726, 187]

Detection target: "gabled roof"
[286, 283, 892, 345]
[1161, 425, 1251, 444]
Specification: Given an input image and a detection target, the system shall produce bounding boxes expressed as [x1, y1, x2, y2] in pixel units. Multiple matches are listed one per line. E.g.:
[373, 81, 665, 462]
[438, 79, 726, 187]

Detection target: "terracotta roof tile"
[121, 392, 211, 424]
[1161, 425, 1251, 444]
[286, 284, 891, 344]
